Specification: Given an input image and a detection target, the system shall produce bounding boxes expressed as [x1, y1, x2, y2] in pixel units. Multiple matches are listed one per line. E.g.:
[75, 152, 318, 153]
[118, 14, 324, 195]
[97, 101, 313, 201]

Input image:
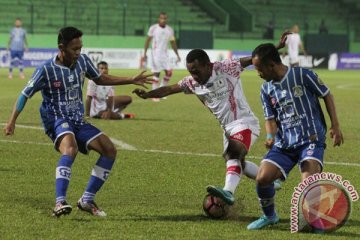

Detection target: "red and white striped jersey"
[178, 59, 259, 129]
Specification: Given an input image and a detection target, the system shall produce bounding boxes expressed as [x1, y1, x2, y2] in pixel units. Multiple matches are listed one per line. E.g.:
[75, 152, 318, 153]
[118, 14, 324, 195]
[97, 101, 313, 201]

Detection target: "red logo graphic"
[301, 182, 351, 232]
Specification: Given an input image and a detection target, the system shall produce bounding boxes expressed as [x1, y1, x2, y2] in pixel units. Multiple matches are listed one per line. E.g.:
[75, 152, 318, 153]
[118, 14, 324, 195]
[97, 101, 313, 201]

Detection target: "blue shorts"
[262, 141, 326, 180]
[10, 50, 24, 60]
[43, 118, 102, 154]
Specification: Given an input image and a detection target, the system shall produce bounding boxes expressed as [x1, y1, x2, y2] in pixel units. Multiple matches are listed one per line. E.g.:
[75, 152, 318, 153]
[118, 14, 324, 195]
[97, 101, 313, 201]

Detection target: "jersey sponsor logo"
[293, 86, 304, 97]
[68, 74, 74, 83]
[281, 90, 287, 98]
[53, 81, 61, 88]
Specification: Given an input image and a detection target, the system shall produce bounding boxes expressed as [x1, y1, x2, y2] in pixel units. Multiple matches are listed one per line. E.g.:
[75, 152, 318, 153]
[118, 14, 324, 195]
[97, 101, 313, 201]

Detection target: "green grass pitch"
[0, 67, 359, 239]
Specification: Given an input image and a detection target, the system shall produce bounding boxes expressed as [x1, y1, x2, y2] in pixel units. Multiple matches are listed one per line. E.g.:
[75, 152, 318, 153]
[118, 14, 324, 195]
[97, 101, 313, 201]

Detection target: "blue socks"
[256, 184, 276, 219]
[82, 156, 115, 203]
[55, 155, 74, 203]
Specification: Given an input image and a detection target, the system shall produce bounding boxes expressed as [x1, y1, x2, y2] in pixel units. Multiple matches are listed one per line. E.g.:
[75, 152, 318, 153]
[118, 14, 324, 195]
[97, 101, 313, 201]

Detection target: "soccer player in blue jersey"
[3, 26, 152, 217]
[247, 43, 344, 230]
[7, 18, 28, 79]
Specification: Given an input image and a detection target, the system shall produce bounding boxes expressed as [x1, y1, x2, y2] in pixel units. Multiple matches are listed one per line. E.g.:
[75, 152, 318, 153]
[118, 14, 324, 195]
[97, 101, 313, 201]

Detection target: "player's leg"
[52, 121, 79, 217]
[18, 51, 25, 79]
[112, 95, 135, 119]
[207, 128, 253, 205]
[76, 124, 116, 217]
[161, 69, 172, 88]
[247, 148, 295, 230]
[8, 50, 16, 79]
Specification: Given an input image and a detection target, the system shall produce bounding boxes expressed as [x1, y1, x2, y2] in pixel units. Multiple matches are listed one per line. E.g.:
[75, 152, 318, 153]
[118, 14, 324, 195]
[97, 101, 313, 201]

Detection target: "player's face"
[158, 14, 167, 27]
[15, 19, 22, 27]
[98, 64, 109, 75]
[61, 37, 83, 68]
[186, 60, 212, 85]
[252, 56, 274, 82]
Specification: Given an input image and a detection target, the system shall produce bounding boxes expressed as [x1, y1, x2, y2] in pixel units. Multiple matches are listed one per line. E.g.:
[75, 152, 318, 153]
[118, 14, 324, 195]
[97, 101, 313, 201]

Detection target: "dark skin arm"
[93, 70, 153, 88]
[240, 31, 292, 68]
[132, 84, 183, 99]
[323, 93, 344, 146]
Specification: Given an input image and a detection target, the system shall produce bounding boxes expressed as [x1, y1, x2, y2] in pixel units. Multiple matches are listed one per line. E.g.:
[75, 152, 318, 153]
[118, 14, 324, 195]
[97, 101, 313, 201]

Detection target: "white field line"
[1, 123, 359, 167]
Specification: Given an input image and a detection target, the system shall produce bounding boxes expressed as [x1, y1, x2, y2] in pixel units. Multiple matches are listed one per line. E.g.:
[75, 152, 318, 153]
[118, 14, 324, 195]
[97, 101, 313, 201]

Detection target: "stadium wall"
[1, 33, 360, 52]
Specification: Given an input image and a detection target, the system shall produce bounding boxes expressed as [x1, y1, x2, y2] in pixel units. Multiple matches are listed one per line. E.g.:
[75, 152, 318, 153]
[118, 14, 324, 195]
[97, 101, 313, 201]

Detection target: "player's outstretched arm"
[95, 71, 153, 88]
[4, 94, 28, 136]
[133, 84, 182, 99]
[323, 93, 344, 147]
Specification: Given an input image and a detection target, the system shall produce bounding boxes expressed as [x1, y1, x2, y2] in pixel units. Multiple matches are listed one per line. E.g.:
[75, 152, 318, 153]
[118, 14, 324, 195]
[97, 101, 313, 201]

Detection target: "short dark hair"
[159, 12, 167, 17]
[97, 61, 108, 68]
[58, 26, 83, 46]
[186, 49, 210, 65]
[252, 43, 282, 65]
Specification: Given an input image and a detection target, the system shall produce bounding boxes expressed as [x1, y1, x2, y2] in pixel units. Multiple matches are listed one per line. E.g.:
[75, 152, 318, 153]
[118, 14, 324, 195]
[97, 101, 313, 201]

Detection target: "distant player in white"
[133, 33, 288, 205]
[143, 12, 181, 101]
[284, 24, 307, 67]
[85, 61, 135, 120]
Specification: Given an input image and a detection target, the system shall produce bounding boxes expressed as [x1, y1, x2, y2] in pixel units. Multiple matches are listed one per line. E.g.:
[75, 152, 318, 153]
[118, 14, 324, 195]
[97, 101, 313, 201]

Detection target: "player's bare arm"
[143, 36, 152, 60]
[4, 94, 28, 135]
[170, 39, 181, 62]
[133, 84, 182, 99]
[323, 93, 344, 146]
[264, 119, 277, 149]
[95, 71, 153, 88]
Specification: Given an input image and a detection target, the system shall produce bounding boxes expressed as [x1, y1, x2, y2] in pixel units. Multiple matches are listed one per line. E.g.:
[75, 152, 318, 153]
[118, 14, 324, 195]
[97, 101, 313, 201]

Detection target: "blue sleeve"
[261, 84, 275, 120]
[82, 54, 101, 80]
[21, 66, 46, 98]
[303, 69, 330, 97]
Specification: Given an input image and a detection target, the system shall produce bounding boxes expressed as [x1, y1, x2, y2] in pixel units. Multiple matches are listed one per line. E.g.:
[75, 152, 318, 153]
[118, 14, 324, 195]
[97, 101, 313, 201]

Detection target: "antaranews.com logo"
[290, 172, 359, 233]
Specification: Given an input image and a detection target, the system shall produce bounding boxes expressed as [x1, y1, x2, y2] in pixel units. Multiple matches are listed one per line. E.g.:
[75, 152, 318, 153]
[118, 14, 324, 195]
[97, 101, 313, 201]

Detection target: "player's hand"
[329, 126, 344, 147]
[264, 138, 275, 149]
[132, 70, 153, 89]
[4, 122, 15, 136]
[100, 111, 111, 120]
[275, 31, 292, 50]
[132, 88, 148, 99]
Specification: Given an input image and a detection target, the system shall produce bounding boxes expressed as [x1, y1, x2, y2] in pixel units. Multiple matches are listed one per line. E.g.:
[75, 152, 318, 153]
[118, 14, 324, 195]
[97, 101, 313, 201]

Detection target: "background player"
[7, 18, 28, 79]
[247, 43, 343, 230]
[283, 24, 307, 67]
[133, 33, 288, 206]
[143, 12, 181, 101]
[3, 26, 151, 218]
[85, 61, 135, 120]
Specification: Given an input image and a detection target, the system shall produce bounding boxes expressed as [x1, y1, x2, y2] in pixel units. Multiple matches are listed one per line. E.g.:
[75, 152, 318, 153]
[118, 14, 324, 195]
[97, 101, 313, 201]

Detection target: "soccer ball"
[203, 194, 229, 219]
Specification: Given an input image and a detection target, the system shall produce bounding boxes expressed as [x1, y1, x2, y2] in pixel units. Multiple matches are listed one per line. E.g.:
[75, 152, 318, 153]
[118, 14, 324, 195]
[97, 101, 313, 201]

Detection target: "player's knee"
[64, 145, 79, 158]
[104, 142, 117, 159]
[125, 96, 132, 105]
[256, 174, 273, 187]
[226, 142, 247, 160]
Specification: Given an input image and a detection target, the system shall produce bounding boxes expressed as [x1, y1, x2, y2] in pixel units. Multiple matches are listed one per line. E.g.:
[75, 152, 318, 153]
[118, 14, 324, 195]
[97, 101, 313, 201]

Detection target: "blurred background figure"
[7, 18, 28, 79]
[319, 19, 329, 34]
[284, 24, 307, 67]
[263, 20, 275, 40]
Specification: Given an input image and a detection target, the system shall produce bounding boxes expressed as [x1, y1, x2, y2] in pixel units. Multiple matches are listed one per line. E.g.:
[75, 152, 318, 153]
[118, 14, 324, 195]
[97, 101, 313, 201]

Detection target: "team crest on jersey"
[281, 90, 287, 98]
[68, 74, 74, 82]
[293, 86, 303, 97]
[53, 81, 61, 88]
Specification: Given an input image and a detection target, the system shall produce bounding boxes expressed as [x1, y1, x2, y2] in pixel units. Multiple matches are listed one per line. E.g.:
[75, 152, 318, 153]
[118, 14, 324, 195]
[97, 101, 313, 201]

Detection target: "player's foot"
[8, 73, 13, 79]
[123, 113, 135, 119]
[206, 185, 235, 205]
[247, 215, 279, 230]
[161, 97, 167, 100]
[151, 98, 160, 102]
[19, 73, 25, 79]
[77, 198, 107, 217]
[273, 179, 282, 191]
[52, 201, 72, 217]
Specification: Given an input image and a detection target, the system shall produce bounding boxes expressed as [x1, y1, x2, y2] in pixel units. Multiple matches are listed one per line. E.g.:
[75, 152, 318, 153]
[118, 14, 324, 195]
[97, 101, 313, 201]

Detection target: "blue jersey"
[22, 54, 101, 125]
[260, 67, 329, 149]
[10, 27, 27, 51]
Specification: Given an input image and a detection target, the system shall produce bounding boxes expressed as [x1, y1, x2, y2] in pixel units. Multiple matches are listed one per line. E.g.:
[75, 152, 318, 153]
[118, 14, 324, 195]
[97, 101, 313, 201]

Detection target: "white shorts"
[222, 121, 260, 155]
[289, 54, 299, 64]
[150, 53, 171, 73]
